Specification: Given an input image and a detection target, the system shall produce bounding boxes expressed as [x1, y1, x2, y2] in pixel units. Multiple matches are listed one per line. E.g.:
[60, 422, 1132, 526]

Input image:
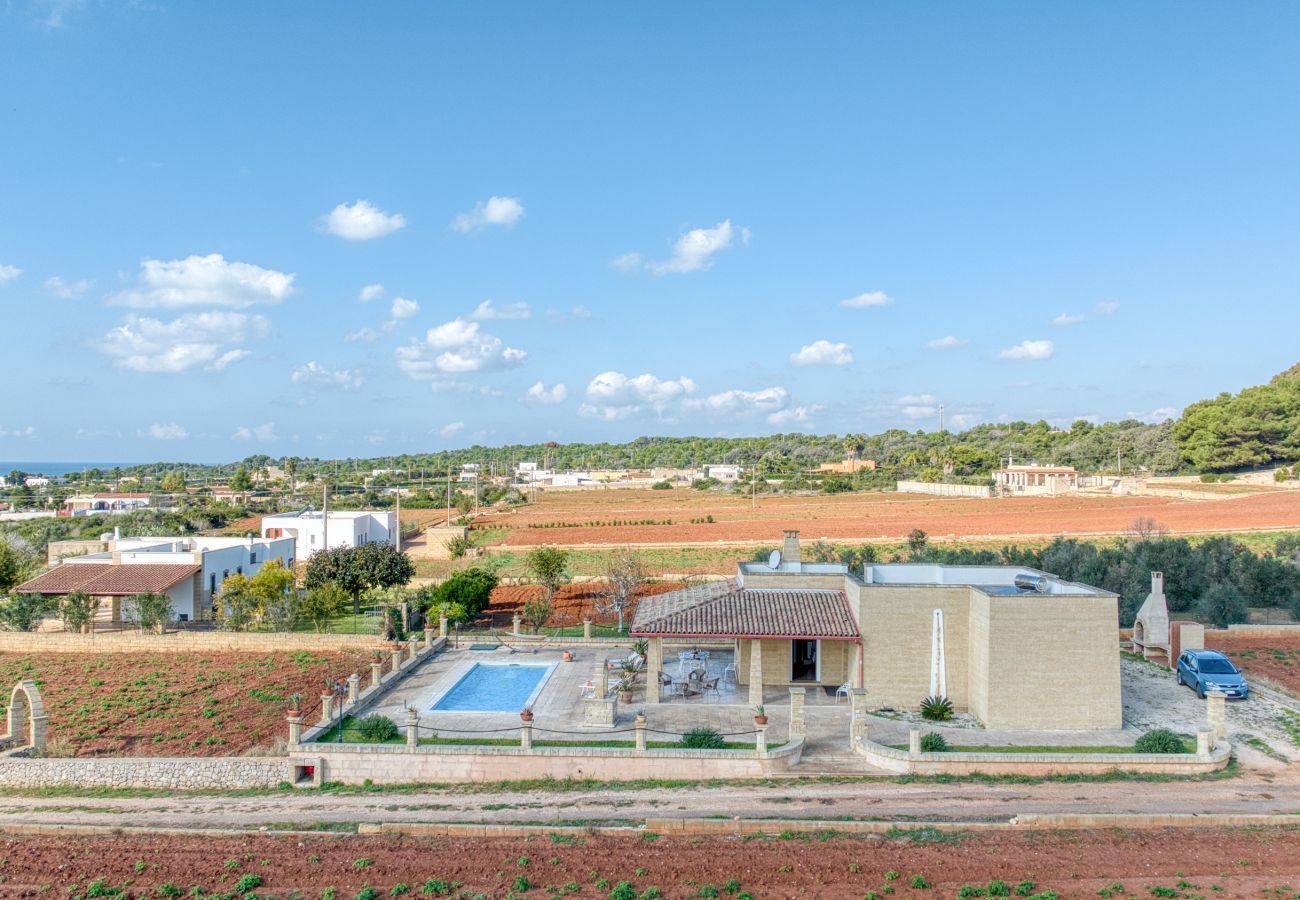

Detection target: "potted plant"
[617, 678, 634, 704]
[631, 638, 649, 658]
[753, 705, 768, 725]
[287, 693, 302, 717]
[562, 649, 574, 662]
[519, 707, 534, 722]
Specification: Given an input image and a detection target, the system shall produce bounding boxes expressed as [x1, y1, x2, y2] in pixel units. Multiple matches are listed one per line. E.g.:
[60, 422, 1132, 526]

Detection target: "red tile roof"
[15, 563, 198, 596]
[631, 580, 859, 640]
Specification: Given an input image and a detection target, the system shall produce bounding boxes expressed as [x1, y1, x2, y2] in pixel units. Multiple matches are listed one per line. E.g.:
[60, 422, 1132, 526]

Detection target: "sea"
[0, 462, 137, 477]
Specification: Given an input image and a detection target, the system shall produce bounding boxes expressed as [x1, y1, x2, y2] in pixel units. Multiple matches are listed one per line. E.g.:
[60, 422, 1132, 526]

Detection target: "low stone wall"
[895, 481, 992, 499]
[0, 756, 288, 790]
[291, 738, 804, 785]
[853, 735, 1231, 776]
[1222, 624, 1300, 636]
[0, 631, 386, 654]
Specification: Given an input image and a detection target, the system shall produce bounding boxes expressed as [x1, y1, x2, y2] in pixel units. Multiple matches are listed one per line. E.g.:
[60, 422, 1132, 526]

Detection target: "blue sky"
[1, 2, 1297, 463]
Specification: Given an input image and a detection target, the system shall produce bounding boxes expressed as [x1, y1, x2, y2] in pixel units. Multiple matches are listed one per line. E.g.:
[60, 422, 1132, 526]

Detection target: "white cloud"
[545, 305, 592, 321]
[429, 380, 503, 397]
[324, 200, 407, 241]
[109, 254, 297, 309]
[396, 319, 526, 377]
[609, 252, 643, 273]
[1053, 312, 1085, 326]
[926, 335, 967, 350]
[767, 405, 821, 427]
[1095, 300, 1121, 314]
[0, 264, 22, 285]
[470, 299, 531, 321]
[648, 219, 743, 275]
[233, 423, 278, 441]
[44, 275, 92, 299]
[898, 393, 939, 420]
[100, 311, 269, 373]
[525, 381, 568, 405]
[290, 361, 364, 391]
[389, 297, 420, 320]
[346, 326, 383, 343]
[579, 371, 696, 420]
[0, 425, 36, 438]
[142, 422, 189, 440]
[358, 283, 385, 303]
[439, 421, 465, 438]
[790, 339, 853, 367]
[1129, 406, 1178, 424]
[840, 291, 893, 309]
[684, 387, 788, 416]
[451, 196, 525, 233]
[999, 339, 1054, 360]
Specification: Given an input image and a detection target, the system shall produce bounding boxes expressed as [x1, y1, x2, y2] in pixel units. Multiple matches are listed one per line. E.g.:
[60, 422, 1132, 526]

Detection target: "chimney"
[782, 530, 801, 565]
[1151, 571, 1165, 598]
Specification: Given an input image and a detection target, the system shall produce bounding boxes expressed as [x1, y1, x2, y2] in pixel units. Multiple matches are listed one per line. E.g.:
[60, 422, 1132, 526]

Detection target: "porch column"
[849, 688, 870, 749]
[748, 639, 765, 707]
[645, 637, 662, 705]
[788, 687, 806, 740]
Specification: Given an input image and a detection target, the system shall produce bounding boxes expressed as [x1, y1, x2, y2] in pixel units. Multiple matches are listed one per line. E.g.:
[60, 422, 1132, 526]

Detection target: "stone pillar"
[107, 596, 121, 624]
[407, 638, 419, 663]
[287, 714, 303, 747]
[635, 712, 647, 752]
[520, 720, 533, 750]
[438, 615, 449, 639]
[583, 618, 593, 639]
[1197, 729, 1212, 756]
[512, 613, 522, 635]
[748, 639, 765, 707]
[406, 708, 419, 748]
[909, 728, 922, 754]
[346, 673, 360, 706]
[423, 624, 435, 649]
[594, 660, 608, 699]
[756, 723, 768, 756]
[390, 646, 403, 672]
[318, 693, 334, 727]
[788, 687, 806, 740]
[370, 660, 384, 690]
[849, 688, 870, 748]
[645, 637, 662, 705]
[1206, 691, 1227, 740]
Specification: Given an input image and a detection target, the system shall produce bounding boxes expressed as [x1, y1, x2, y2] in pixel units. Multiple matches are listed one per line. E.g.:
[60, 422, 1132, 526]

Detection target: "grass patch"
[885, 740, 1196, 755]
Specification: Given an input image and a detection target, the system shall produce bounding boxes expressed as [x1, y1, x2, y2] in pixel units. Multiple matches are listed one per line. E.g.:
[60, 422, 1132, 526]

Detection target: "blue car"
[1176, 649, 1249, 699]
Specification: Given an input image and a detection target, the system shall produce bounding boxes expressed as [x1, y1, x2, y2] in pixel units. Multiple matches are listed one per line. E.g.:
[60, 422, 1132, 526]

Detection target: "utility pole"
[394, 489, 401, 554]
[445, 461, 452, 524]
[322, 482, 329, 553]
[939, 403, 945, 435]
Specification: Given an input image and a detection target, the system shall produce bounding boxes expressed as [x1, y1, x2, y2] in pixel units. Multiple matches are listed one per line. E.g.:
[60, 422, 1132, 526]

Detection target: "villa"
[632, 531, 1121, 730]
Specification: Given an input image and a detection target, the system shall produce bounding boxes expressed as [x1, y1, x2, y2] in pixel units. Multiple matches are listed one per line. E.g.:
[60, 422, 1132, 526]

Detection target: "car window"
[1199, 658, 1238, 675]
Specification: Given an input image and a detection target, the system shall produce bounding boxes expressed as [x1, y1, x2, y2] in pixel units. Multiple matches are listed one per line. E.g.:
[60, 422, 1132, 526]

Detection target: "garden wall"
[895, 481, 992, 499]
[0, 631, 386, 654]
[291, 738, 804, 785]
[0, 756, 288, 790]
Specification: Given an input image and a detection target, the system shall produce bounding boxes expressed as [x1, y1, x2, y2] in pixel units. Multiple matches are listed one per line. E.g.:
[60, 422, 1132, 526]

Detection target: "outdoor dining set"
[658, 649, 736, 701]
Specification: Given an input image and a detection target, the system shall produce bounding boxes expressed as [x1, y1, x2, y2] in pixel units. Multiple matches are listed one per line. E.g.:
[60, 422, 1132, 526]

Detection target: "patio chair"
[722, 662, 737, 683]
[701, 675, 720, 701]
[658, 671, 677, 699]
[683, 668, 706, 697]
[835, 683, 850, 703]
[607, 651, 643, 670]
[578, 680, 595, 699]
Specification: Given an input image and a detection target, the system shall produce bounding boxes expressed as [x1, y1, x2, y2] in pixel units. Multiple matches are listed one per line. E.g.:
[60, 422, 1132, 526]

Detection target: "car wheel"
[1197, 684, 1205, 699]
[1176, 670, 1183, 686]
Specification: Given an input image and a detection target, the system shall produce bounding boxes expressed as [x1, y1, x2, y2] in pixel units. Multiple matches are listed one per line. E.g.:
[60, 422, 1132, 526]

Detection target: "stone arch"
[5, 680, 47, 753]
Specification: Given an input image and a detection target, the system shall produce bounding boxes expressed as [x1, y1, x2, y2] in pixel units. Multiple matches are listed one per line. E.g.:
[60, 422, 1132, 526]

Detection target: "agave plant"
[919, 695, 954, 721]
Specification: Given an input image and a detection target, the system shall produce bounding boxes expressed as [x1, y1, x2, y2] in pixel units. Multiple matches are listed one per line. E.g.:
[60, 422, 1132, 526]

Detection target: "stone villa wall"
[895, 481, 993, 499]
[0, 756, 288, 790]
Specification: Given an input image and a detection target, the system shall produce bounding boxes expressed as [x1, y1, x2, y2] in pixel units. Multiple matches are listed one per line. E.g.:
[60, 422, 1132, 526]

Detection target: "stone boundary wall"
[0, 631, 386, 654]
[1221, 624, 1300, 636]
[852, 734, 1231, 776]
[291, 738, 804, 785]
[0, 756, 287, 790]
[895, 481, 992, 499]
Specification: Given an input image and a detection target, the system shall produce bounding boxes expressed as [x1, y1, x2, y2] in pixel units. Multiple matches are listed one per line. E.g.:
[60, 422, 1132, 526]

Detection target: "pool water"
[431, 662, 554, 712]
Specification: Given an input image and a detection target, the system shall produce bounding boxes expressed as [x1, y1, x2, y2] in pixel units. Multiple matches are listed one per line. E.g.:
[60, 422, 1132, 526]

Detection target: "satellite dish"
[768, 550, 782, 569]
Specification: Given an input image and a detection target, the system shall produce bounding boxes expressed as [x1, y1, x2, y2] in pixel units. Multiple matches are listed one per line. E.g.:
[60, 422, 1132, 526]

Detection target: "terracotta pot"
[619, 691, 633, 703]
[287, 709, 301, 718]
[754, 715, 768, 725]
[520, 710, 534, 722]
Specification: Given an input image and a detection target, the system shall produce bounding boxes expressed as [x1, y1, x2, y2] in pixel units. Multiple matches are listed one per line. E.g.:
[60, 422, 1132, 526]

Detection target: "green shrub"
[1134, 728, 1186, 754]
[919, 732, 949, 752]
[919, 695, 954, 721]
[910, 876, 928, 889]
[650, 481, 672, 490]
[512, 875, 531, 893]
[680, 727, 727, 749]
[235, 874, 263, 894]
[355, 714, 399, 743]
[608, 882, 636, 900]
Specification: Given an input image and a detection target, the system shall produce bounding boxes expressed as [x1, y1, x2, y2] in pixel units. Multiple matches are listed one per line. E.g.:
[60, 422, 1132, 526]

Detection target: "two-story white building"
[260, 510, 397, 562]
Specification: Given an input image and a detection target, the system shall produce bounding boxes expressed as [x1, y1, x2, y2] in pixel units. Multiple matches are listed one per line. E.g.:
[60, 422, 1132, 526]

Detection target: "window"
[236, 566, 242, 576]
[209, 574, 216, 595]
[250, 552, 258, 564]
[310, 534, 316, 546]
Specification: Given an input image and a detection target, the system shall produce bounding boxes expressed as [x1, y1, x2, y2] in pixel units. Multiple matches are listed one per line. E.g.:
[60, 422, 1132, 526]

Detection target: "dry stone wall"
[0, 756, 287, 790]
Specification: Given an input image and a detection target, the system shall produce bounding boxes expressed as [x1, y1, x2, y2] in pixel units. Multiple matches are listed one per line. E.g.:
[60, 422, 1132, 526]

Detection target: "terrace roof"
[15, 563, 199, 596]
[630, 579, 859, 640]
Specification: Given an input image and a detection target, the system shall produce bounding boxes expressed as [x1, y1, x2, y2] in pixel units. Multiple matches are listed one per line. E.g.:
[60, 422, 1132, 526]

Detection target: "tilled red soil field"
[1206, 634, 1300, 696]
[479, 489, 1300, 547]
[485, 583, 686, 627]
[0, 650, 374, 757]
[1, 828, 1297, 898]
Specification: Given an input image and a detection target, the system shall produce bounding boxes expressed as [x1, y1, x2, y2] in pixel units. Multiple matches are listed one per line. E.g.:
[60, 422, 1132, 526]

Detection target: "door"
[791, 640, 820, 682]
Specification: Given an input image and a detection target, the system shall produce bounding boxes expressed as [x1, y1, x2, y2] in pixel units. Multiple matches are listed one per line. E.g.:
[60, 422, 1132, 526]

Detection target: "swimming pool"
[430, 661, 556, 712]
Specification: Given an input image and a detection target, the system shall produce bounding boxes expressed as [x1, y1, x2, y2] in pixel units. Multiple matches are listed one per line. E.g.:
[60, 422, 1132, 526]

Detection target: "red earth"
[0, 828, 1296, 898]
[475, 489, 1300, 547]
[0, 650, 375, 757]
[485, 583, 686, 627]
[1205, 633, 1300, 697]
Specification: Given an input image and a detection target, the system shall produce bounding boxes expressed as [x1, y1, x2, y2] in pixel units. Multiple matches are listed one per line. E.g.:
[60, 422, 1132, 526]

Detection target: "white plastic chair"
[835, 683, 850, 703]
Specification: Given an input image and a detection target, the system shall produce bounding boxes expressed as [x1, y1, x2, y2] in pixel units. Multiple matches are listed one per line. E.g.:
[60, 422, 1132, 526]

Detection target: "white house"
[16, 534, 295, 622]
[702, 464, 744, 481]
[61, 493, 152, 517]
[261, 510, 397, 561]
[458, 463, 480, 483]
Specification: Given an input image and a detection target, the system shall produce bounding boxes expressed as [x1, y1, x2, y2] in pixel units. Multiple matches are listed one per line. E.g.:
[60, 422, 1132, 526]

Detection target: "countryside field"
[2, 828, 1298, 898]
[470, 488, 1300, 549]
[0, 650, 374, 757]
